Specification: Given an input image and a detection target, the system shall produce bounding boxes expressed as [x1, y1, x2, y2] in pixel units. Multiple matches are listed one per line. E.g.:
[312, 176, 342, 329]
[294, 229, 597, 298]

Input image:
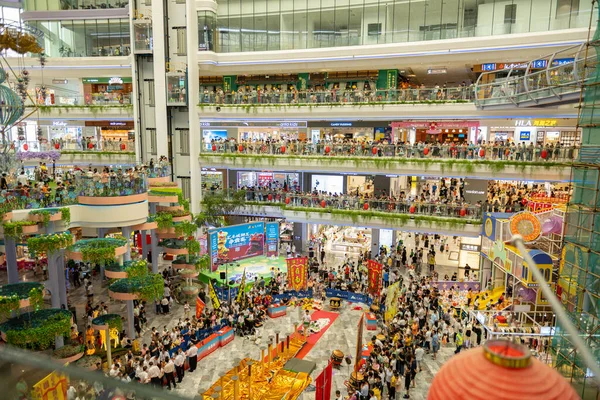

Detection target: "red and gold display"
[367, 259, 383, 297]
[287, 257, 308, 291]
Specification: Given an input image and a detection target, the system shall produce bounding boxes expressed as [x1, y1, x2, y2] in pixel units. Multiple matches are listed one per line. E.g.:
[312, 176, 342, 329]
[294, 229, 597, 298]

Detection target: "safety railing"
[74, 172, 148, 197]
[475, 44, 596, 108]
[203, 142, 578, 162]
[199, 86, 474, 105]
[205, 189, 483, 220]
[17, 140, 135, 153]
[25, 94, 133, 107]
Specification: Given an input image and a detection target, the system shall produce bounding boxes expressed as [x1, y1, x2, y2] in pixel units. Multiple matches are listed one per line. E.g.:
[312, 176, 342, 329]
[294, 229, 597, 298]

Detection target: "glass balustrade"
[25, 94, 133, 107]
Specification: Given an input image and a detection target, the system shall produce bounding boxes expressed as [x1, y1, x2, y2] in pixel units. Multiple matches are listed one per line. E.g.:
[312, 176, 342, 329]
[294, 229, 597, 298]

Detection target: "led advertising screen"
[265, 222, 279, 257]
[209, 222, 265, 269]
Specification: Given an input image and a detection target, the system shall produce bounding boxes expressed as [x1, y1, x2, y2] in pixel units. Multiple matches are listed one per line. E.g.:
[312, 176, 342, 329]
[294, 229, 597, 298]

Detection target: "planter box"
[163, 247, 188, 255]
[182, 286, 199, 296]
[78, 193, 148, 206]
[172, 214, 192, 223]
[148, 176, 171, 185]
[173, 262, 196, 270]
[104, 269, 128, 279]
[156, 205, 183, 212]
[108, 290, 139, 301]
[148, 195, 179, 203]
[132, 221, 158, 231]
[0, 255, 5, 265]
[179, 270, 199, 278]
[29, 212, 62, 223]
[157, 232, 180, 240]
[68, 245, 127, 262]
[21, 224, 40, 235]
[56, 351, 84, 364]
[2, 212, 12, 222]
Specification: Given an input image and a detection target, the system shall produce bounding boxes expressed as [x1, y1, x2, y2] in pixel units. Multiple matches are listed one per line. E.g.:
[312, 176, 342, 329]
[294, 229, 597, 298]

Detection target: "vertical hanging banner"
[287, 257, 308, 291]
[315, 361, 333, 400]
[265, 222, 280, 257]
[208, 280, 221, 309]
[354, 313, 365, 373]
[385, 282, 401, 322]
[367, 259, 383, 297]
[196, 296, 205, 319]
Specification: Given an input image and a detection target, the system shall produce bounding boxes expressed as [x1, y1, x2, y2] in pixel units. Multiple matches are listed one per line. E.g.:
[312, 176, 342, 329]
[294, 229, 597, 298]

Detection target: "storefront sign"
[85, 120, 134, 129]
[519, 131, 531, 140]
[52, 79, 68, 84]
[330, 122, 353, 127]
[427, 68, 447, 75]
[199, 121, 307, 128]
[460, 244, 481, 252]
[52, 121, 68, 127]
[515, 119, 558, 127]
[391, 120, 480, 129]
[552, 58, 575, 66]
[82, 77, 133, 84]
[109, 77, 124, 85]
[481, 61, 546, 71]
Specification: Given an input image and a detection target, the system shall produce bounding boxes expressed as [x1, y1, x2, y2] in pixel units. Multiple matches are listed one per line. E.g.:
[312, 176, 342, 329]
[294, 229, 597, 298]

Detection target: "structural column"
[292, 222, 307, 255]
[126, 299, 136, 338]
[57, 253, 68, 309]
[5, 237, 18, 284]
[122, 226, 133, 262]
[151, 229, 159, 274]
[151, 0, 169, 158]
[371, 228, 380, 257]
[47, 251, 64, 348]
[141, 230, 149, 259]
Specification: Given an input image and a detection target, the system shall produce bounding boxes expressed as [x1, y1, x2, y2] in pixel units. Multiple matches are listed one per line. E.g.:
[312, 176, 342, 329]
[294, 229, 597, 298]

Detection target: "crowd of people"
[207, 137, 577, 162]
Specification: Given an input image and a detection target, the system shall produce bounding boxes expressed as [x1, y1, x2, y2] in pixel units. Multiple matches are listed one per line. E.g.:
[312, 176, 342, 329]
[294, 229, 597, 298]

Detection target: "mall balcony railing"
[24, 0, 128, 10]
[204, 142, 579, 163]
[474, 44, 596, 109]
[24, 94, 133, 107]
[17, 140, 135, 153]
[198, 86, 475, 105]
[206, 189, 483, 220]
[74, 173, 148, 197]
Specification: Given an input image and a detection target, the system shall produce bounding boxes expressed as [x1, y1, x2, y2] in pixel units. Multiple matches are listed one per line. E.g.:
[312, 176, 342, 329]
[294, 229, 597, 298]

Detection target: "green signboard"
[82, 77, 133, 84]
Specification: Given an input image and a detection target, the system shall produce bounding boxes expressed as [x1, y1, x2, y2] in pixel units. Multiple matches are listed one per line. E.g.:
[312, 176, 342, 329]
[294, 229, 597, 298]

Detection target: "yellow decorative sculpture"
[99, 328, 121, 350]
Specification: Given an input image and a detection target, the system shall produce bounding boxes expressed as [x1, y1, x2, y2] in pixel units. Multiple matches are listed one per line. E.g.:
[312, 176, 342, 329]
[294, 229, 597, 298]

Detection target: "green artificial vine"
[29, 210, 52, 226]
[69, 238, 128, 265]
[60, 207, 71, 225]
[91, 313, 123, 331]
[2, 220, 39, 239]
[27, 232, 73, 256]
[29, 287, 44, 311]
[0, 296, 20, 319]
[175, 221, 197, 237]
[185, 238, 201, 256]
[124, 260, 149, 278]
[0, 282, 45, 317]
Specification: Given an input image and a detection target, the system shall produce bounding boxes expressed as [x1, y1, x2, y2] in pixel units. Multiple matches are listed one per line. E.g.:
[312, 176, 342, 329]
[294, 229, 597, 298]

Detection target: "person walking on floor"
[163, 357, 176, 390]
[174, 348, 185, 383]
[186, 343, 198, 372]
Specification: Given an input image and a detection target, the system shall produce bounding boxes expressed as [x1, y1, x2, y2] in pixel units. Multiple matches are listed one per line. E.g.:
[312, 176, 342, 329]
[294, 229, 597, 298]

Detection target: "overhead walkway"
[474, 44, 596, 110]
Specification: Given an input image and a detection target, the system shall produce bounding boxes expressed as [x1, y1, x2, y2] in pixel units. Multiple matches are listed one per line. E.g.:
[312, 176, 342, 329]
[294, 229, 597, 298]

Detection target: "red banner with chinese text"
[315, 361, 333, 400]
[367, 259, 383, 297]
[287, 257, 308, 291]
[196, 296, 205, 319]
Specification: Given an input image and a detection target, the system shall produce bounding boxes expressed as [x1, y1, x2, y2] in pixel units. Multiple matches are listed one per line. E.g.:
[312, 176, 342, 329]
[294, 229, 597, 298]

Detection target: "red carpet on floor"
[295, 310, 339, 359]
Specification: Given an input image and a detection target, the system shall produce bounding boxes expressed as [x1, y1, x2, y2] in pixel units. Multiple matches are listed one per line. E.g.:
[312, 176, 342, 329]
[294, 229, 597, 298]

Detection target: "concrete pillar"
[292, 222, 307, 255]
[141, 230, 149, 258]
[391, 230, 398, 250]
[47, 252, 60, 309]
[5, 237, 19, 284]
[126, 299, 136, 338]
[46, 220, 55, 235]
[57, 253, 68, 309]
[371, 228, 380, 257]
[373, 175, 391, 196]
[97, 228, 107, 238]
[151, 229, 159, 273]
[122, 226, 133, 262]
[149, 203, 157, 215]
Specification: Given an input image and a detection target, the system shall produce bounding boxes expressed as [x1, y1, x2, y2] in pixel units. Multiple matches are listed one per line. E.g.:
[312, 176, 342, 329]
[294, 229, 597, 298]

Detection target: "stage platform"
[199, 255, 288, 286]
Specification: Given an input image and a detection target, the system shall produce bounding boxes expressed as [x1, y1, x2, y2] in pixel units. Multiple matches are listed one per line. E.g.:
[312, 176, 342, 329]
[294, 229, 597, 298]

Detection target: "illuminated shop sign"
[515, 119, 558, 127]
[330, 122, 353, 127]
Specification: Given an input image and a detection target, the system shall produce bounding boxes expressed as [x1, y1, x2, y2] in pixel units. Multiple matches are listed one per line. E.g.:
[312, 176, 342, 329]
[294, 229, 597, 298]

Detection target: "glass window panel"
[348, 0, 362, 46]
[408, 0, 426, 42]
[266, 0, 280, 50]
[423, 0, 442, 40]
[254, 0, 267, 51]
[317, 7, 335, 48]
[294, 0, 308, 49]
[531, 0, 552, 32]
[441, 0, 460, 39]
[59, 21, 74, 57]
[241, 0, 254, 51]
[334, 0, 350, 47]
[95, 19, 111, 55]
[72, 20, 86, 56]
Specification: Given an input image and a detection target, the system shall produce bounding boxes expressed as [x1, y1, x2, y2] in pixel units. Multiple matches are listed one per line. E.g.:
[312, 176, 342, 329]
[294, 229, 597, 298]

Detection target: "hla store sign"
[515, 119, 558, 127]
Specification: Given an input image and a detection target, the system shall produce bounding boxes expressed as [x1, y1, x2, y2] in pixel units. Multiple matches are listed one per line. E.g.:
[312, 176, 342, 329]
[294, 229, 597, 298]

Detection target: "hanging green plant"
[185, 238, 201, 256]
[0, 309, 72, 350]
[0, 295, 20, 319]
[109, 274, 164, 301]
[60, 207, 71, 225]
[155, 213, 174, 230]
[2, 220, 38, 239]
[124, 259, 149, 278]
[68, 238, 128, 264]
[148, 188, 182, 197]
[175, 221, 196, 237]
[91, 313, 123, 331]
[29, 210, 52, 226]
[27, 232, 73, 256]
[29, 287, 44, 311]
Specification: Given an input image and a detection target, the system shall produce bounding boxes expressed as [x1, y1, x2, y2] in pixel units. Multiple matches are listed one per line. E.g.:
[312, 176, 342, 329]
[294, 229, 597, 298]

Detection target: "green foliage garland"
[29, 209, 52, 226]
[27, 232, 73, 256]
[2, 220, 38, 239]
[0, 295, 20, 319]
[185, 238, 201, 256]
[0, 282, 45, 316]
[124, 260, 149, 278]
[109, 274, 164, 301]
[60, 207, 71, 225]
[175, 221, 196, 237]
[0, 309, 72, 350]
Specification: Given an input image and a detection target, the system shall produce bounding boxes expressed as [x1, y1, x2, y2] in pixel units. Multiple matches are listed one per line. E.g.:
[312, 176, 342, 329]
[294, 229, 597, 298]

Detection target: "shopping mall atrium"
[0, 0, 599, 399]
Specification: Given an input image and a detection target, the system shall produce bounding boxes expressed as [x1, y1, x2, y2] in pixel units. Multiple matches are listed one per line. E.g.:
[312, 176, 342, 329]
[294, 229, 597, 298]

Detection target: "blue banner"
[272, 290, 313, 302]
[265, 222, 279, 257]
[208, 222, 265, 270]
[325, 288, 373, 305]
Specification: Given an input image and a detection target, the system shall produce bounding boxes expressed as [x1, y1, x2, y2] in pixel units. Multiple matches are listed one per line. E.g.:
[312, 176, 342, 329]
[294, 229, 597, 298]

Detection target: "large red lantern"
[23, 143, 28, 151]
[238, 145, 243, 152]
[120, 143, 126, 151]
[428, 340, 578, 400]
[285, 197, 290, 205]
[54, 143, 60, 150]
[212, 144, 217, 152]
[325, 146, 331, 154]
[267, 194, 273, 201]
[479, 148, 485, 158]
[281, 145, 286, 154]
[541, 149, 548, 159]
[320, 200, 326, 208]
[460, 208, 467, 217]
[363, 202, 369, 210]
[371, 147, 377, 155]
[409, 205, 416, 214]
[423, 147, 429, 156]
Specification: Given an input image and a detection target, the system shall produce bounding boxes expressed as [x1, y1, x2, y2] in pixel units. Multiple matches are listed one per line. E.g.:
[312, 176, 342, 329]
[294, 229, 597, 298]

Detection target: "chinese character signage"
[208, 280, 221, 309]
[287, 257, 308, 291]
[367, 259, 383, 297]
[208, 222, 265, 270]
[265, 222, 279, 257]
[32, 371, 68, 400]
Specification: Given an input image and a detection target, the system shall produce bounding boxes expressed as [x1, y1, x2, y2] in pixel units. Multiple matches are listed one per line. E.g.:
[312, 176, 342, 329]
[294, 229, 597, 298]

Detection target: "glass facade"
[207, 0, 592, 53]
[23, 0, 128, 11]
[26, 19, 130, 57]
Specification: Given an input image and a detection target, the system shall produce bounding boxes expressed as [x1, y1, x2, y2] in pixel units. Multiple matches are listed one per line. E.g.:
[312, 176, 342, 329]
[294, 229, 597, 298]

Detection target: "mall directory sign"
[209, 222, 265, 270]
